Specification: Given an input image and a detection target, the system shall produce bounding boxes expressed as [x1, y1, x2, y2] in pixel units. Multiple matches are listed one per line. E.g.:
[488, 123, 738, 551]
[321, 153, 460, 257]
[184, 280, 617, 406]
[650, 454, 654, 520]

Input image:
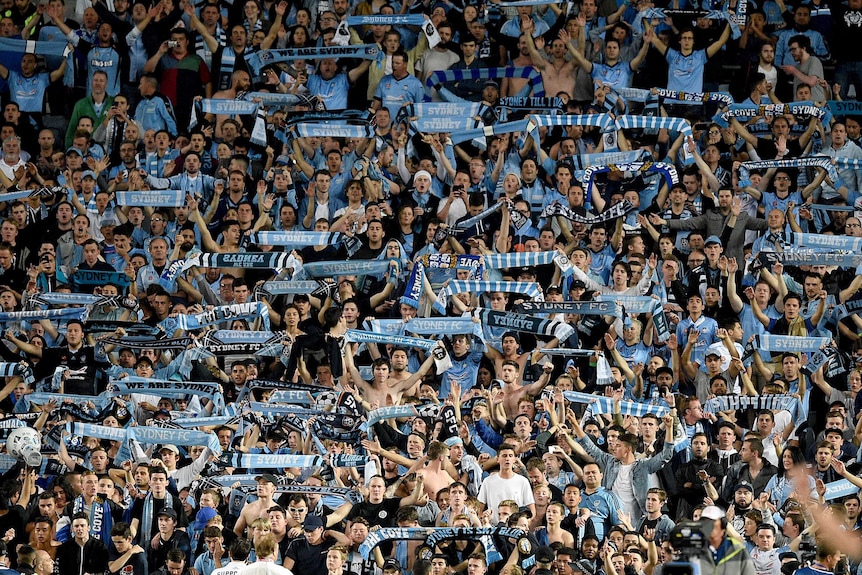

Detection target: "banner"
[115, 190, 185, 207]
[294, 123, 375, 139]
[247, 231, 344, 247]
[498, 96, 563, 109]
[827, 100, 862, 117]
[199, 99, 258, 115]
[301, 259, 394, 278]
[515, 300, 623, 317]
[702, 394, 804, 420]
[472, 308, 574, 341]
[174, 302, 270, 331]
[540, 199, 636, 225]
[246, 44, 381, 73]
[184, 252, 293, 271]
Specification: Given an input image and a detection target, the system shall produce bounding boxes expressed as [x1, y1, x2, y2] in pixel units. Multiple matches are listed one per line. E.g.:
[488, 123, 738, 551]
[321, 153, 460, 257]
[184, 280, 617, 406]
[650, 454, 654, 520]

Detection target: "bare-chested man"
[502, 35, 533, 97]
[233, 473, 277, 536]
[523, 20, 577, 98]
[345, 342, 439, 407]
[500, 359, 553, 418]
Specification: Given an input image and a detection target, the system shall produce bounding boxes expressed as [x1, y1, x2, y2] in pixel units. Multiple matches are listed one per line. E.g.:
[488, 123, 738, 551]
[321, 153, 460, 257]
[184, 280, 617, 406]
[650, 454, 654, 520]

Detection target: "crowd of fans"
[0, 1, 860, 575]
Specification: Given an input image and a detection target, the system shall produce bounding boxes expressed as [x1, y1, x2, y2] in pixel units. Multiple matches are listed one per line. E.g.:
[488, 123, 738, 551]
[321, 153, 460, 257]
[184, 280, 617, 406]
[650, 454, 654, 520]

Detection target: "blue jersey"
[665, 48, 708, 93]
[374, 73, 425, 119]
[7, 71, 49, 113]
[675, 315, 718, 366]
[579, 487, 622, 542]
[88, 46, 121, 96]
[307, 72, 350, 110]
[440, 349, 482, 398]
[592, 61, 633, 90]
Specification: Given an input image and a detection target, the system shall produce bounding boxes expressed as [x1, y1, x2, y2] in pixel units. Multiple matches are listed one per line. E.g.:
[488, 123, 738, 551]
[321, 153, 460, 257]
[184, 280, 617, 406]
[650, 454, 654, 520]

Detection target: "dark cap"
[547, 285, 562, 294]
[535, 546, 555, 563]
[517, 266, 537, 277]
[654, 366, 674, 379]
[157, 508, 178, 520]
[302, 515, 324, 530]
[571, 560, 595, 575]
[255, 473, 278, 485]
[734, 481, 754, 494]
[154, 409, 172, 419]
[382, 559, 402, 572]
[483, 79, 500, 88]
[571, 279, 587, 290]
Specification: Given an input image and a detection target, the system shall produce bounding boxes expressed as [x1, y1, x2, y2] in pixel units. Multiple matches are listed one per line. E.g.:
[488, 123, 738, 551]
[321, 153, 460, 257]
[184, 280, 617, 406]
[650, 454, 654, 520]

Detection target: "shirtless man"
[387, 348, 421, 398]
[502, 35, 533, 97]
[523, 20, 577, 98]
[500, 359, 553, 418]
[344, 343, 439, 407]
[487, 332, 529, 377]
[233, 473, 277, 537]
[186, 194, 250, 278]
[206, 70, 252, 135]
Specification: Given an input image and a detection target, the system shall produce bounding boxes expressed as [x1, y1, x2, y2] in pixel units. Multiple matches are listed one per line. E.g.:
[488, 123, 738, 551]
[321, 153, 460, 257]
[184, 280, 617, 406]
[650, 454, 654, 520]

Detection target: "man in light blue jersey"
[0, 53, 67, 122]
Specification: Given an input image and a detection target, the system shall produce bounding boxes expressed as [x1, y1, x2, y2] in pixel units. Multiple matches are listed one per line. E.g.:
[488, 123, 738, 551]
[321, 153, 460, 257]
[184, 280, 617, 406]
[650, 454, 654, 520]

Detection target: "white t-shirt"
[477, 472, 535, 524]
[613, 463, 638, 519]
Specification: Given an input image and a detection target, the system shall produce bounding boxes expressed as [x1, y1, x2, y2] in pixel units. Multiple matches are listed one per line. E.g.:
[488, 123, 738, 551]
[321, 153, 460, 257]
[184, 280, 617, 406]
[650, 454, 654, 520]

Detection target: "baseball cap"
[255, 473, 278, 485]
[700, 505, 725, 520]
[81, 170, 97, 180]
[547, 285, 562, 294]
[704, 235, 723, 247]
[302, 515, 324, 530]
[483, 79, 499, 88]
[382, 559, 402, 572]
[157, 508, 178, 520]
[65, 147, 83, 156]
[571, 279, 587, 290]
[517, 266, 537, 277]
[734, 481, 753, 493]
[535, 546, 555, 563]
[160, 444, 179, 455]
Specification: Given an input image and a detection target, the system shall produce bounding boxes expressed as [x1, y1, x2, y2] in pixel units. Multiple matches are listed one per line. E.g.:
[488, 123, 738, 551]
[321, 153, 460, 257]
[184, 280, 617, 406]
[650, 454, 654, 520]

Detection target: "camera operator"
[681, 506, 755, 575]
[792, 539, 844, 575]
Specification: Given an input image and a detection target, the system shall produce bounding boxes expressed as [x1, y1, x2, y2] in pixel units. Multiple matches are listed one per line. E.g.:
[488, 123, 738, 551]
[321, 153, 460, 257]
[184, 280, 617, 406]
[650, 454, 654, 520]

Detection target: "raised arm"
[706, 23, 731, 58]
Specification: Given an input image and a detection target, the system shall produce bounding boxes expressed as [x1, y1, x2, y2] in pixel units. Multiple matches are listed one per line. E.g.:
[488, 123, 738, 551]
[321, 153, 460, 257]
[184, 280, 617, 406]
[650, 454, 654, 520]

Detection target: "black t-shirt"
[41, 345, 105, 395]
[755, 137, 803, 160]
[108, 548, 148, 575]
[285, 536, 335, 573]
[346, 497, 401, 528]
[130, 496, 188, 541]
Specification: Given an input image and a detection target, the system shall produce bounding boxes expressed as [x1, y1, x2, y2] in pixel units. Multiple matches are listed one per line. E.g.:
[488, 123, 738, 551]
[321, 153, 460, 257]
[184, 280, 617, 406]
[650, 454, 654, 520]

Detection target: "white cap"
[701, 505, 725, 521]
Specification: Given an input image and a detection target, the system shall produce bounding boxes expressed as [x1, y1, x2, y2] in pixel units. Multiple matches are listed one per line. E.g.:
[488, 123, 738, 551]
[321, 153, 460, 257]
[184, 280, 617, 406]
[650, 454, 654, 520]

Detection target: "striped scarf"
[540, 198, 636, 225]
[738, 156, 840, 189]
[425, 66, 545, 96]
[563, 391, 669, 417]
[472, 307, 574, 341]
[139, 491, 174, 544]
[653, 87, 734, 106]
[583, 162, 678, 190]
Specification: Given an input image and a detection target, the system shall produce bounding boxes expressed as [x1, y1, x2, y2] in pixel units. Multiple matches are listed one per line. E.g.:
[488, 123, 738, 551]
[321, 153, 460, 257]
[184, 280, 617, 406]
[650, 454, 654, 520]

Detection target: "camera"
[662, 521, 708, 575]
[167, 40, 179, 48]
[659, 386, 669, 396]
